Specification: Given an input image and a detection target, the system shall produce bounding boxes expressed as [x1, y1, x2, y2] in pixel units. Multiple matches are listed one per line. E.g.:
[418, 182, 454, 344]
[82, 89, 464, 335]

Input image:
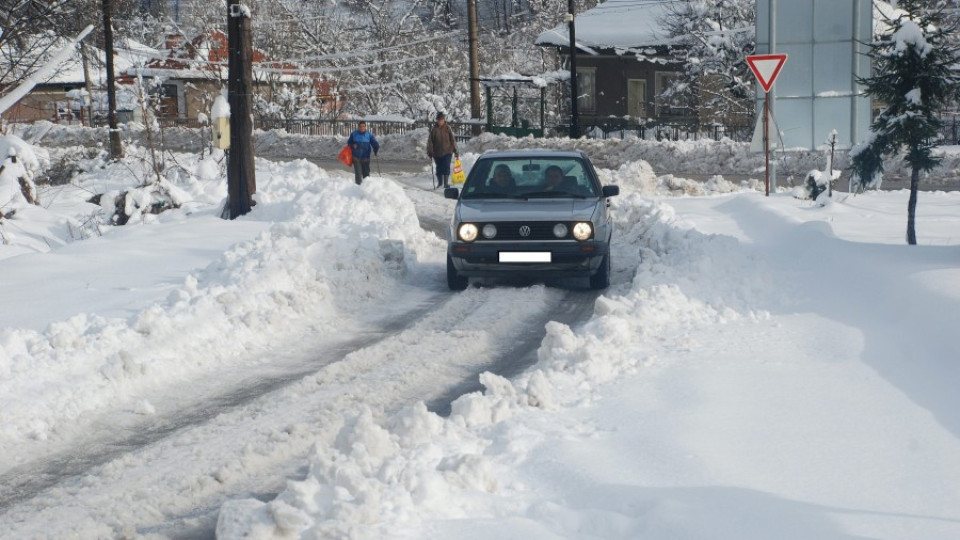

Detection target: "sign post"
[746, 54, 787, 196]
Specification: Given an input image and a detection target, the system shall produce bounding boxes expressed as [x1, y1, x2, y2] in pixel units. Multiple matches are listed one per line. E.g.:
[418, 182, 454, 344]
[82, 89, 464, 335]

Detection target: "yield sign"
[746, 54, 788, 93]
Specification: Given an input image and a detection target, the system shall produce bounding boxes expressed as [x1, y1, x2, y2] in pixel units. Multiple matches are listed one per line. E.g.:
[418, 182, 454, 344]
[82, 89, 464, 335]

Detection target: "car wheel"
[589, 253, 610, 290]
[447, 255, 468, 291]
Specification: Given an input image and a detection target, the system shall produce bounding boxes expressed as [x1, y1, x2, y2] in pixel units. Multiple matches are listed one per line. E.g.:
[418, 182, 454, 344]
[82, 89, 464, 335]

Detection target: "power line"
[113, 28, 464, 74]
[255, 53, 440, 75]
[343, 67, 461, 92]
[272, 30, 464, 64]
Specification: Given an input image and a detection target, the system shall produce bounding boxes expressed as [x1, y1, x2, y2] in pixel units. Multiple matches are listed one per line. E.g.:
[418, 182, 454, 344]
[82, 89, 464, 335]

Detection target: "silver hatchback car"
[444, 150, 619, 290]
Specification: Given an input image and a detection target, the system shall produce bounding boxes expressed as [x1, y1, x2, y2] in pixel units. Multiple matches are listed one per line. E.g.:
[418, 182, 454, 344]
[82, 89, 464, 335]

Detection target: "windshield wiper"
[521, 191, 587, 199]
[463, 191, 519, 199]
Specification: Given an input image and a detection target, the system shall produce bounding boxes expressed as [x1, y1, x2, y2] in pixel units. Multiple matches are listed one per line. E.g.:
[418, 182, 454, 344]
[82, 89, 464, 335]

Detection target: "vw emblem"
[519, 225, 531, 237]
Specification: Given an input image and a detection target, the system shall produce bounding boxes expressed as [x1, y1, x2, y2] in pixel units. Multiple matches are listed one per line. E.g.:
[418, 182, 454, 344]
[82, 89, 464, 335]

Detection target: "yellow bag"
[451, 158, 466, 185]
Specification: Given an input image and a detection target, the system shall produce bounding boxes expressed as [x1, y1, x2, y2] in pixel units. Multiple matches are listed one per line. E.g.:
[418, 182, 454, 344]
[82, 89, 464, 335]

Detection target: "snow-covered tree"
[660, 0, 756, 121]
[4, 0, 603, 125]
[849, 0, 960, 245]
[1, 2, 77, 107]
[225, 0, 591, 121]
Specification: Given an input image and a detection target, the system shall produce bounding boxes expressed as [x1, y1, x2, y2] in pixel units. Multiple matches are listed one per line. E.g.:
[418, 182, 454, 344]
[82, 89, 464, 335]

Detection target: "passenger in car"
[490, 165, 515, 190]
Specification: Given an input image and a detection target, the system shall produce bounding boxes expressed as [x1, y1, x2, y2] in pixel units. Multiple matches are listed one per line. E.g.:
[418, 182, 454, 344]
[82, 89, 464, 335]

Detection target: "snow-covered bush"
[92, 178, 191, 226]
[796, 130, 842, 203]
[0, 135, 49, 209]
[795, 169, 837, 204]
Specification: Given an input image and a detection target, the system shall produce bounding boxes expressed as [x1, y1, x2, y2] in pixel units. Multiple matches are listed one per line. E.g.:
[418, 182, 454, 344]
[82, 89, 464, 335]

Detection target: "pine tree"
[849, 0, 960, 245]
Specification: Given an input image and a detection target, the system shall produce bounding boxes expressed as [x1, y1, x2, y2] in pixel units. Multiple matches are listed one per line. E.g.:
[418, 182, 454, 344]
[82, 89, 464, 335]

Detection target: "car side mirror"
[444, 187, 460, 199]
[602, 185, 620, 197]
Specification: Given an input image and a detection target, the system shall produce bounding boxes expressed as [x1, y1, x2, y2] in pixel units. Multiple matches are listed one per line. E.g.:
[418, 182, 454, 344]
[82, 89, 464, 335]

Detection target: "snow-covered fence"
[256, 118, 475, 140]
[576, 118, 754, 143]
[936, 115, 960, 145]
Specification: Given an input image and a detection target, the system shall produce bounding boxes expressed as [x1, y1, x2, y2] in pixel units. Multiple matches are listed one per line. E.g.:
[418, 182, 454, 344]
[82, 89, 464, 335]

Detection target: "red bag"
[337, 145, 353, 167]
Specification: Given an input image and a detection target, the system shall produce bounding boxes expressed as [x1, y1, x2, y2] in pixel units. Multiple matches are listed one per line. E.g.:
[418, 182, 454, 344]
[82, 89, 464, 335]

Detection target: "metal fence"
[574, 118, 756, 143]
[257, 118, 426, 137]
[76, 113, 960, 147]
[255, 118, 480, 141]
[91, 114, 755, 143]
[937, 116, 960, 145]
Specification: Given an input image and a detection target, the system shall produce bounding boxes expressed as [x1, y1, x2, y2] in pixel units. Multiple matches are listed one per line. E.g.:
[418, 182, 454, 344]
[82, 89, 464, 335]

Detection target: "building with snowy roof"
[535, 0, 695, 137]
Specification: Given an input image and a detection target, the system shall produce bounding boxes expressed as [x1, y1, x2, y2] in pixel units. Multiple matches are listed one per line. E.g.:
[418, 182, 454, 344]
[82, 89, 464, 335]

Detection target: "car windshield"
[460, 156, 600, 199]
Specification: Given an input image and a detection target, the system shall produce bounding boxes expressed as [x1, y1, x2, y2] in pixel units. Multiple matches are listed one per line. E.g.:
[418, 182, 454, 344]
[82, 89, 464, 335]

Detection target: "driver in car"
[544, 165, 564, 191]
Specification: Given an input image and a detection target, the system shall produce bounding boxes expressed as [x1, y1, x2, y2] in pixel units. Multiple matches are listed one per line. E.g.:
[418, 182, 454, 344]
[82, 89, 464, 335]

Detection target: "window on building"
[576, 68, 596, 112]
[154, 83, 182, 118]
[655, 72, 689, 118]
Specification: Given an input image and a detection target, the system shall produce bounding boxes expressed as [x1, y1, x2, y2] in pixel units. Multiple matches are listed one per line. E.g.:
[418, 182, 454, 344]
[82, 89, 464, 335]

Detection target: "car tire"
[589, 253, 610, 290]
[447, 255, 468, 291]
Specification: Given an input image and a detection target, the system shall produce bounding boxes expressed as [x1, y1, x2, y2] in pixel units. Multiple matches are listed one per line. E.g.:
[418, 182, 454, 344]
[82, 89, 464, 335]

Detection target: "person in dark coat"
[426, 112, 459, 189]
[347, 121, 380, 185]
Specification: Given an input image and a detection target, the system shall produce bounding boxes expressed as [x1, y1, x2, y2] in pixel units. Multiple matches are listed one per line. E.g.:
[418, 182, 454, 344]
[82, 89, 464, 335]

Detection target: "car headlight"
[458, 223, 479, 242]
[553, 223, 568, 238]
[482, 223, 497, 239]
[572, 222, 593, 241]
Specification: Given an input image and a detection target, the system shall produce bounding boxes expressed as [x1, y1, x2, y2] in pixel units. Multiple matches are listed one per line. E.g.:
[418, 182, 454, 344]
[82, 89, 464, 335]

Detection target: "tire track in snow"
[0, 271, 604, 539]
[0, 286, 443, 511]
[0, 176, 610, 537]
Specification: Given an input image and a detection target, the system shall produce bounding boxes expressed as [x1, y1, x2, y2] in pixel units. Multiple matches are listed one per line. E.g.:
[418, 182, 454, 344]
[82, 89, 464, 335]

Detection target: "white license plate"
[499, 252, 551, 263]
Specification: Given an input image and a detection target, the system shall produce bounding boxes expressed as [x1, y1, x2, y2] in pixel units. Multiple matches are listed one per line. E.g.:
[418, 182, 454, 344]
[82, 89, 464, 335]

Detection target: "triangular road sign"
[746, 54, 788, 93]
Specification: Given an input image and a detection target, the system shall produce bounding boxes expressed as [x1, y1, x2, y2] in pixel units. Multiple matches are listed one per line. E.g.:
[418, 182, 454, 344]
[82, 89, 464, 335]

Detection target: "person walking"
[426, 112, 459, 189]
[347, 121, 380, 185]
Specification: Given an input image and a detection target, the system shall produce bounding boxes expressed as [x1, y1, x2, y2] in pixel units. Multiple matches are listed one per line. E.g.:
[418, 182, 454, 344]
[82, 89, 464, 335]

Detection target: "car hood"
[457, 199, 598, 222]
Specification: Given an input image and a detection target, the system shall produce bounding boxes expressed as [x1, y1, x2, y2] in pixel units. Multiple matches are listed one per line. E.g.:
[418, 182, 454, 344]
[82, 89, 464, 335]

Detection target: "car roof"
[476, 149, 589, 160]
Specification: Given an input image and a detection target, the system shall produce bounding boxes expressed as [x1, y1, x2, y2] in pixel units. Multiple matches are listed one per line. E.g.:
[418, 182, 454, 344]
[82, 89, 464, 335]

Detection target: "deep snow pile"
[0, 152, 441, 454]
[213, 190, 775, 539]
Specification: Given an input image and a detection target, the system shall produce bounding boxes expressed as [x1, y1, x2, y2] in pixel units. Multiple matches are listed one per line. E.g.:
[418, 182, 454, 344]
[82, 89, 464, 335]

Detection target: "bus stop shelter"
[479, 76, 551, 138]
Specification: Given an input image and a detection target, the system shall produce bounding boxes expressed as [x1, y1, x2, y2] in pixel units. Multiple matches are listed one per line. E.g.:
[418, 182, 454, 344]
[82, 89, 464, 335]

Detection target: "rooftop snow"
[535, 0, 674, 51]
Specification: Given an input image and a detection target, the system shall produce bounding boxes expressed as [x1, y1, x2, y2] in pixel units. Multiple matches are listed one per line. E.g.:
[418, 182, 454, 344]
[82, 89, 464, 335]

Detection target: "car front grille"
[477, 221, 572, 241]
[462, 254, 592, 264]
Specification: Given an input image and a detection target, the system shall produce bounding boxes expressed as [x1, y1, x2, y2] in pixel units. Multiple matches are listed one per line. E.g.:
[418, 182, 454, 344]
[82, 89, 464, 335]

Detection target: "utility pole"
[567, 0, 579, 139]
[225, 0, 256, 219]
[467, 0, 481, 135]
[101, 0, 123, 159]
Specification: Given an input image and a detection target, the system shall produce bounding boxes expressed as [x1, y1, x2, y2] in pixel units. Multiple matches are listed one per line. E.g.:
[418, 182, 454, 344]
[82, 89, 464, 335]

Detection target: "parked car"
[444, 149, 619, 290]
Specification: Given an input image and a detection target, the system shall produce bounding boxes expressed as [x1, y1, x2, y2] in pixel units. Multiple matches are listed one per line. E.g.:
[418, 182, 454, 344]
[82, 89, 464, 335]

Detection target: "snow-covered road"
[5, 128, 959, 539]
[0, 169, 608, 537]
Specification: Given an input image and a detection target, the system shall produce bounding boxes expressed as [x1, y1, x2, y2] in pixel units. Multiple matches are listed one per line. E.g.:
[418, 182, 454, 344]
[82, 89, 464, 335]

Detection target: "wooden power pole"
[226, 0, 256, 219]
[467, 0, 481, 135]
[101, 0, 123, 159]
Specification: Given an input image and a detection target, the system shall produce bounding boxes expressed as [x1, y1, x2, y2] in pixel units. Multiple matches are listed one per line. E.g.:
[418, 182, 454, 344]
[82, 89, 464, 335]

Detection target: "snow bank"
[14, 122, 960, 188]
[0, 159, 439, 449]
[215, 189, 774, 539]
